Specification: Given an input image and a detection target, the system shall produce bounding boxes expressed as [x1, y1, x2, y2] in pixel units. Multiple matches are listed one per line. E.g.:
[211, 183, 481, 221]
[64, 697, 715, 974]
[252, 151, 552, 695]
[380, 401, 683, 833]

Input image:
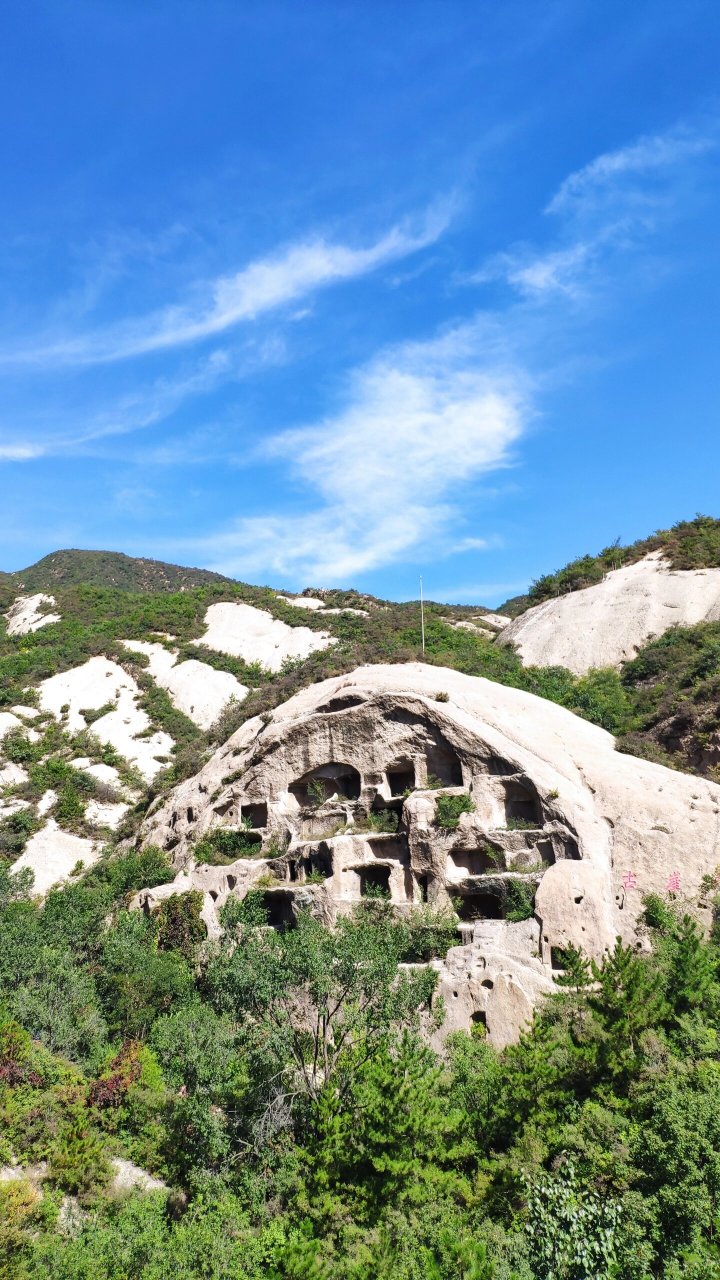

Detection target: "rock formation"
[139, 662, 720, 1046]
[198, 601, 335, 670]
[499, 552, 720, 673]
[5, 593, 61, 636]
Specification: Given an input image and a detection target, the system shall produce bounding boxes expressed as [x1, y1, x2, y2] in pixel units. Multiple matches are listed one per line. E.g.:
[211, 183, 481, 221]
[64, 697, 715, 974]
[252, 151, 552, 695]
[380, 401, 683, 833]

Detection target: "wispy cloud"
[471, 119, 717, 301]
[171, 325, 527, 582]
[0, 443, 45, 461]
[0, 340, 285, 463]
[1, 206, 452, 369]
[472, 238, 603, 299]
[547, 125, 716, 215]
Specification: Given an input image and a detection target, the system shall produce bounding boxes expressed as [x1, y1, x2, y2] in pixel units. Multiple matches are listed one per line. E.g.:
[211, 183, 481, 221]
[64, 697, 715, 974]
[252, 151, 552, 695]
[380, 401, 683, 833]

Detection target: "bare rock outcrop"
[138, 662, 720, 1044]
[499, 552, 720, 673]
[4, 593, 61, 636]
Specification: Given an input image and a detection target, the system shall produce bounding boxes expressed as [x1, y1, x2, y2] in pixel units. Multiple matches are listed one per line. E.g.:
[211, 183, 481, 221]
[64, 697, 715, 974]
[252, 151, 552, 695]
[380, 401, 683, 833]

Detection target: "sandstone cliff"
[139, 662, 720, 1045]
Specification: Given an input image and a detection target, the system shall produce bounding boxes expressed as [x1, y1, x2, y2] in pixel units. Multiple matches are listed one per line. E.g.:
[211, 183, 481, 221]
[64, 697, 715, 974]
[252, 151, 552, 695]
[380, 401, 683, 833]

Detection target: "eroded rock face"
[5, 594, 61, 636]
[198, 601, 335, 671]
[139, 662, 720, 1044]
[499, 552, 720, 674]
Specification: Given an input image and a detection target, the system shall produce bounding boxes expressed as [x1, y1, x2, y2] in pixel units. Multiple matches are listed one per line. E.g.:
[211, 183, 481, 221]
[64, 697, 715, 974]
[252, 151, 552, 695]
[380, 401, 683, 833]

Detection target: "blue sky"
[1, 0, 719, 603]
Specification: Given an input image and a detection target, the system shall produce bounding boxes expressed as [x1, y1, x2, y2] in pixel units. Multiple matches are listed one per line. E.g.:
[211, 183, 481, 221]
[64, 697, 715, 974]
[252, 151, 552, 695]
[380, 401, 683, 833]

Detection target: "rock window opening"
[426, 744, 463, 788]
[535, 839, 556, 867]
[504, 781, 542, 827]
[386, 761, 415, 796]
[358, 865, 391, 897]
[455, 889, 503, 921]
[243, 802, 268, 829]
[448, 848, 502, 877]
[290, 763, 362, 806]
[417, 873, 429, 903]
[308, 843, 334, 879]
[262, 890, 296, 932]
[368, 837, 406, 862]
[318, 695, 366, 713]
[486, 755, 516, 777]
[471, 1010, 487, 1030]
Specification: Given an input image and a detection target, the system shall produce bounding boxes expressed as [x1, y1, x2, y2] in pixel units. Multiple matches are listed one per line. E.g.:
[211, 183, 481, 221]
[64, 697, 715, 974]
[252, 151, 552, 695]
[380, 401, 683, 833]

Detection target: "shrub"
[54, 784, 86, 827]
[193, 828, 261, 865]
[154, 891, 206, 961]
[434, 794, 474, 830]
[400, 906, 458, 961]
[505, 880, 535, 922]
[366, 809, 399, 833]
[0, 809, 41, 858]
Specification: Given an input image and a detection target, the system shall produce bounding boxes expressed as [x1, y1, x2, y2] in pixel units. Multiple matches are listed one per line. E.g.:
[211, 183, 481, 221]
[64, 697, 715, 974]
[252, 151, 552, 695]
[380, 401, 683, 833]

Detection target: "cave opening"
[454, 888, 503, 921]
[504, 780, 542, 827]
[262, 890, 296, 932]
[290, 763, 362, 806]
[386, 760, 416, 796]
[358, 865, 391, 897]
[243, 801, 268, 829]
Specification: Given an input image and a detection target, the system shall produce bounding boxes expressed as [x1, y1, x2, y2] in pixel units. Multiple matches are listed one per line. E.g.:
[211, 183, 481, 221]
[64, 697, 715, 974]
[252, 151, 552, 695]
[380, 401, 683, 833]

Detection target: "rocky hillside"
[499, 550, 720, 673]
[519, 513, 720, 606]
[3, 530, 720, 1275]
[2, 525, 720, 956]
[7, 549, 237, 594]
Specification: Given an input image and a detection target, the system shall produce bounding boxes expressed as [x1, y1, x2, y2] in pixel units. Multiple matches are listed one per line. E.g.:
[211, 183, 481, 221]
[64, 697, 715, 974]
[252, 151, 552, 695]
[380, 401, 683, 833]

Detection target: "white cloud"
[0, 342, 281, 460]
[471, 120, 716, 303]
[473, 239, 599, 299]
[177, 327, 527, 582]
[3, 207, 451, 369]
[0, 443, 45, 461]
[546, 125, 715, 215]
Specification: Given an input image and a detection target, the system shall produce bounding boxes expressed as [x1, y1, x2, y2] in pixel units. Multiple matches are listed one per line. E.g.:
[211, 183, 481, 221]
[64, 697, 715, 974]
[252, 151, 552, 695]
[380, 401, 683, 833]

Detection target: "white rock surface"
[86, 799, 129, 829]
[141, 661, 720, 1045]
[476, 612, 510, 631]
[5, 593, 61, 636]
[199, 601, 335, 672]
[123, 640, 248, 729]
[37, 790, 57, 817]
[0, 712, 22, 741]
[110, 1158, 166, 1195]
[500, 552, 720, 674]
[0, 797, 30, 817]
[277, 594, 327, 610]
[276, 594, 368, 617]
[12, 820, 100, 895]
[0, 762, 28, 787]
[39, 657, 173, 781]
[70, 758, 123, 789]
[10, 705, 41, 719]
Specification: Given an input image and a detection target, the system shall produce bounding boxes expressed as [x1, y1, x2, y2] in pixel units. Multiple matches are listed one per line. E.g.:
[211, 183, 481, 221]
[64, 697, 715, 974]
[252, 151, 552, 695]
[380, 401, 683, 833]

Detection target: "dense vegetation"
[3, 543, 720, 1273]
[8, 550, 236, 594]
[0, 849, 719, 1278]
[527, 515, 720, 606]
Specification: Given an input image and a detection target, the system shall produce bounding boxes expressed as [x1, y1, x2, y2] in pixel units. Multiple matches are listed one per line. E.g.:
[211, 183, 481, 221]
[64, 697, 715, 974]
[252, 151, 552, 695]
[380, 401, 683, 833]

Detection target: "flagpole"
[420, 575, 426, 655]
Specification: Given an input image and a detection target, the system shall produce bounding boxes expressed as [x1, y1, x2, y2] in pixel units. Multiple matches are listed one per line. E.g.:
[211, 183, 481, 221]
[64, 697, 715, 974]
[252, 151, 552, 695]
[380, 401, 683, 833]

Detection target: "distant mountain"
[10, 549, 236, 593]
